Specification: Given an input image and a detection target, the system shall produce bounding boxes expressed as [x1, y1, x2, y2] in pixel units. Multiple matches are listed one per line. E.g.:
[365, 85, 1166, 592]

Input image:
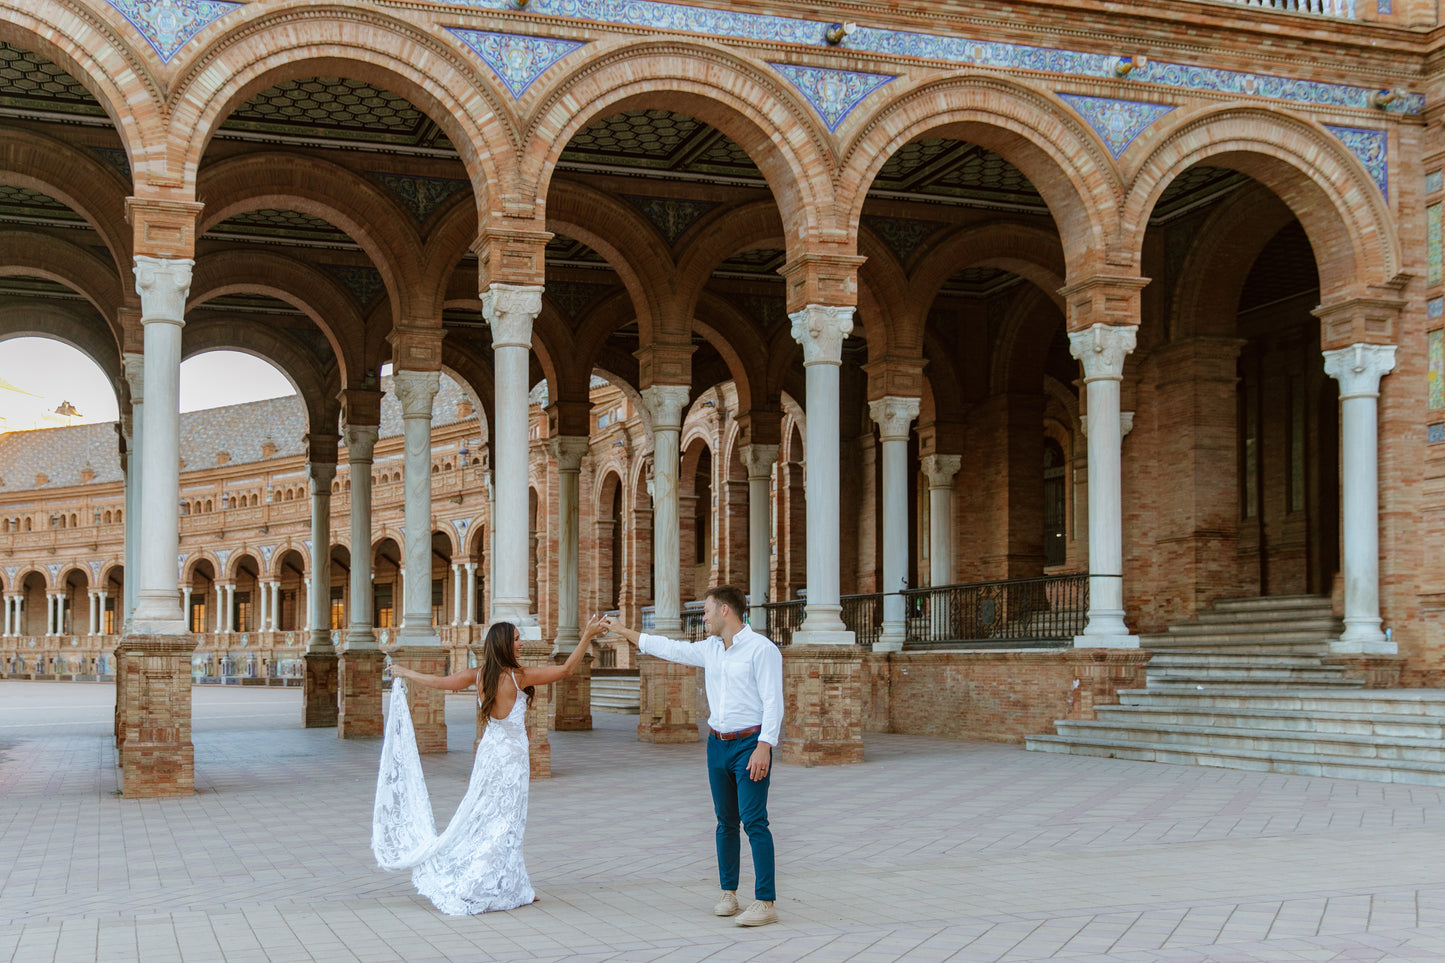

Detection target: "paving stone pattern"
[3, 682, 1445, 962]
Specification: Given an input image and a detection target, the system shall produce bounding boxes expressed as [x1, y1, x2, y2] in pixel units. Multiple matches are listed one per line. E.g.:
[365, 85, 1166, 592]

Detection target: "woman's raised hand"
[581, 613, 611, 643]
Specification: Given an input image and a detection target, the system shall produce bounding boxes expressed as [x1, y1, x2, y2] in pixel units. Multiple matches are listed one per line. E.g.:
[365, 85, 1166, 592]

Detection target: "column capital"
[482, 283, 542, 348]
[739, 443, 780, 480]
[789, 304, 854, 366]
[1323, 343, 1397, 399]
[133, 256, 193, 324]
[123, 352, 144, 406]
[1059, 274, 1149, 330]
[868, 396, 921, 442]
[921, 453, 962, 489]
[342, 423, 379, 461]
[1068, 323, 1137, 382]
[307, 461, 337, 490]
[550, 435, 590, 472]
[641, 384, 690, 430]
[392, 369, 440, 418]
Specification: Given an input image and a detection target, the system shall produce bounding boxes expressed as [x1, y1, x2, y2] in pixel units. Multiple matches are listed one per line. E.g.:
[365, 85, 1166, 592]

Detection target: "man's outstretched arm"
[608, 621, 706, 667]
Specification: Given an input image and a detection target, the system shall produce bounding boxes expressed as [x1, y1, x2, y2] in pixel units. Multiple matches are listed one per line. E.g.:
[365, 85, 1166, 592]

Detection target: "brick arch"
[97, 561, 125, 588]
[183, 553, 222, 583]
[180, 318, 336, 437]
[418, 197, 484, 318]
[674, 200, 785, 335]
[440, 341, 498, 436]
[1170, 181, 1297, 340]
[198, 154, 420, 322]
[56, 563, 91, 589]
[271, 544, 309, 580]
[546, 180, 674, 343]
[764, 323, 807, 412]
[15, 567, 52, 592]
[0, 4, 159, 180]
[1123, 105, 1398, 302]
[842, 74, 1121, 278]
[922, 327, 966, 423]
[693, 293, 766, 415]
[0, 126, 133, 277]
[523, 40, 838, 250]
[188, 247, 364, 383]
[0, 232, 124, 338]
[0, 303, 123, 392]
[225, 551, 260, 582]
[166, 5, 512, 208]
[991, 285, 1067, 395]
[856, 228, 911, 362]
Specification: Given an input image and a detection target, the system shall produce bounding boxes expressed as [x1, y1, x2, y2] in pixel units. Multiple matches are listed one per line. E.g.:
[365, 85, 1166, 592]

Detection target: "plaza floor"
[2, 682, 1445, 963]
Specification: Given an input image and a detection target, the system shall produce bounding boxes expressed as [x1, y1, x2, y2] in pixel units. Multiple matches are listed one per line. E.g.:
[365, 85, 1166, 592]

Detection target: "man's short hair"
[705, 584, 748, 617]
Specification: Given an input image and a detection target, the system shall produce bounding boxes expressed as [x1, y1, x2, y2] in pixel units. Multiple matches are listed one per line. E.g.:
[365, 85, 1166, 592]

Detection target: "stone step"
[1024, 734, 1445, 787]
[1147, 653, 1333, 667]
[1140, 636, 1330, 655]
[1158, 620, 1340, 639]
[590, 676, 640, 714]
[1117, 688, 1445, 716]
[1051, 720, 1445, 763]
[1145, 666, 1357, 686]
[1206, 595, 1335, 613]
[1095, 704, 1445, 740]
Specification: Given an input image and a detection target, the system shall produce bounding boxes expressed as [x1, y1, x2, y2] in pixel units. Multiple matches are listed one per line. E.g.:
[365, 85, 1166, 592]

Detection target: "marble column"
[739, 444, 779, 633]
[122, 353, 143, 631]
[129, 257, 191, 636]
[1068, 323, 1139, 648]
[98, 590, 108, 634]
[869, 397, 920, 652]
[789, 305, 855, 645]
[305, 461, 338, 728]
[257, 580, 270, 632]
[214, 584, 224, 633]
[224, 584, 235, 633]
[922, 455, 962, 587]
[88, 591, 98, 636]
[465, 562, 477, 625]
[451, 563, 463, 626]
[180, 587, 191, 632]
[270, 581, 282, 631]
[550, 435, 592, 731]
[339, 424, 384, 739]
[483, 284, 543, 635]
[46, 593, 57, 636]
[1323, 343, 1398, 654]
[641, 385, 689, 636]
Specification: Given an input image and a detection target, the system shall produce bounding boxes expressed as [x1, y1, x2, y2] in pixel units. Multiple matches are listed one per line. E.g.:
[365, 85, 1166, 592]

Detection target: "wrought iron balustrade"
[753, 599, 806, 646]
[901, 574, 1088, 649]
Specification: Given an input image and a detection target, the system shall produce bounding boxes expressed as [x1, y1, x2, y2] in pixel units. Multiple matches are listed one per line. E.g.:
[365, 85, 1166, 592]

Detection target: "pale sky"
[0, 338, 296, 429]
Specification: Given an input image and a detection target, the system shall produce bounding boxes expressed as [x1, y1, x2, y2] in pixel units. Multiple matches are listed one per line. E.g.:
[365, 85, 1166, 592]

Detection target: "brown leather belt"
[710, 725, 762, 741]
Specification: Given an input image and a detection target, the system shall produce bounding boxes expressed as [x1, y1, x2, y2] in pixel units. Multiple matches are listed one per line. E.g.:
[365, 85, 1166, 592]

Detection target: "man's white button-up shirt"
[637, 624, 784, 746]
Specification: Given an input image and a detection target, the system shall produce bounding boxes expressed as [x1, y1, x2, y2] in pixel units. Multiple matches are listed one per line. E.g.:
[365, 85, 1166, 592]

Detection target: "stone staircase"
[1026, 596, 1445, 786]
[590, 672, 640, 714]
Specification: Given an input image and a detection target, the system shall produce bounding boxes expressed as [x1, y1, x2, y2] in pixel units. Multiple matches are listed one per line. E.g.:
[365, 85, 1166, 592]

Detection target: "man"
[608, 584, 783, 927]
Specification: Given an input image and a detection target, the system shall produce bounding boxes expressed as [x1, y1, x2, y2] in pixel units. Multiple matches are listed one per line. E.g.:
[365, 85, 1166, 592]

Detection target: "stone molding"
[1068, 323, 1137, 381]
[868, 396, 921, 442]
[1323, 342, 1398, 399]
[133, 256, 192, 323]
[790, 304, 854, 366]
[482, 283, 543, 348]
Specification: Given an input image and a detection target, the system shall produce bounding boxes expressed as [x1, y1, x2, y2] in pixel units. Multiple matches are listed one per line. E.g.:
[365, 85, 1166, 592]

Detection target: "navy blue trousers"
[706, 731, 775, 901]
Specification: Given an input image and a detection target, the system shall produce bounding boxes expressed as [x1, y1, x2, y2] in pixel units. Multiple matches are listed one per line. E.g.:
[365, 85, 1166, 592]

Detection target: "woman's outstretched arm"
[389, 663, 477, 691]
[516, 614, 610, 688]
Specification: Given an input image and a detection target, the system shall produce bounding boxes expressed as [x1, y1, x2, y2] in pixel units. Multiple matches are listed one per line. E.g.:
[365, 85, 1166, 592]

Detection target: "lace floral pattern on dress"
[372, 679, 534, 915]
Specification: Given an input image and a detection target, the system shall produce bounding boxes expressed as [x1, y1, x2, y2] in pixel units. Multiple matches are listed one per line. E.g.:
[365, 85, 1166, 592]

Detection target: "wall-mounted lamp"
[1372, 88, 1401, 108]
[825, 22, 856, 45]
[510, 0, 530, 8]
[1114, 55, 1147, 78]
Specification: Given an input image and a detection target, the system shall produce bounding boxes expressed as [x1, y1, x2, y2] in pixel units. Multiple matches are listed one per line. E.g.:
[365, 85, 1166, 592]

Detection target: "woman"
[372, 614, 610, 915]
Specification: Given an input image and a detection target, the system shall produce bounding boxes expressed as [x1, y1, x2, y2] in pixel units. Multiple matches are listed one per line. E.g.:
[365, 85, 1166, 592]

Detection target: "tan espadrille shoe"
[735, 899, 778, 926]
[713, 889, 739, 916]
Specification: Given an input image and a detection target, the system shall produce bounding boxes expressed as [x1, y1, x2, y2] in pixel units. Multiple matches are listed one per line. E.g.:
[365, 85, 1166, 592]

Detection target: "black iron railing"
[753, 599, 806, 646]
[901, 574, 1088, 648]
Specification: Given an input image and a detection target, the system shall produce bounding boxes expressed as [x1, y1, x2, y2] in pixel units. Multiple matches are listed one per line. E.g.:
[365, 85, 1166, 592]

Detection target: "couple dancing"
[371, 585, 784, 927]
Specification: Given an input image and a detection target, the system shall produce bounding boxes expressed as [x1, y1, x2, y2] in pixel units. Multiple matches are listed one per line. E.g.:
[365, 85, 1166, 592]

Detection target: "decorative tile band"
[105, 0, 243, 63]
[1431, 297, 1444, 319]
[448, 0, 1422, 115]
[447, 28, 588, 98]
[1056, 94, 1174, 158]
[1429, 203, 1441, 287]
[1431, 328, 1444, 410]
[623, 195, 718, 244]
[1323, 125, 1387, 199]
[1431, 423, 1445, 444]
[1429, 170, 1443, 194]
[368, 172, 471, 222]
[770, 64, 895, 132]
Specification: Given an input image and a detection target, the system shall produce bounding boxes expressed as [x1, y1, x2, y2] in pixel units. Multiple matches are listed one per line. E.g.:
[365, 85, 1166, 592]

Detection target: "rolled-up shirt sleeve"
[637, 633, 707, 667]
[757, 642, 784, 746]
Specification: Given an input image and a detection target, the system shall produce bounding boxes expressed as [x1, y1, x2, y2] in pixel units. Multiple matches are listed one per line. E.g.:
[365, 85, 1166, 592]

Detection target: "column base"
[302, 653, 339, 728]
[551, 654, 593, 731]
[518, 641, 552, 777]
[791, 627, 857, 647]
[873, 622, 906, 653]
[115, 634, 197, 797]
[1332, 619, 1394, 655]
[389, 646, 449, 754]
[1072, 633, 1140, 649]
[338, 649, 386, 738]
[637, 653, 699, 743]
[781, 644, 866, 766]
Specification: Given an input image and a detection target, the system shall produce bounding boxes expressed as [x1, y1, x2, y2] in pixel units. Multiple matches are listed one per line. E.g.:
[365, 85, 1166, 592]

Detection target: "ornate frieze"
[770, 64, 895, 132]
[105, 0, 242, 63]
[1056, 95, 1174, 158]
[448, 29, 587, 98]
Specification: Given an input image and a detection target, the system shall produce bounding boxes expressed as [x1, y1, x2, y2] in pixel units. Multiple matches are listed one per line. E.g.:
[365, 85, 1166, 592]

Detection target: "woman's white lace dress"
[372, 676, 535, 915]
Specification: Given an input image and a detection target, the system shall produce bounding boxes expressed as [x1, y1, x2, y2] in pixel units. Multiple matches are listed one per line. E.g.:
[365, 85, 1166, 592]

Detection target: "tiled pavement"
[3, 682, 1445, 962]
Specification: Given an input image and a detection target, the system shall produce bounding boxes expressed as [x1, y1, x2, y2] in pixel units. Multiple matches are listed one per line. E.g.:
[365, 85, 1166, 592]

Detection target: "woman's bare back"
[480, 667, 521, 721]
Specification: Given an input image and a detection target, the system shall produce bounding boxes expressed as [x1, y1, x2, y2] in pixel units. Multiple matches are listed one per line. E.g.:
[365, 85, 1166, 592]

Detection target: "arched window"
[1043, 438, 1066, 568]
[115, 509, 122, 522]
[70, 514, 77, 527]
[204, 500, 212, 513]
[23, 518, 31, 531]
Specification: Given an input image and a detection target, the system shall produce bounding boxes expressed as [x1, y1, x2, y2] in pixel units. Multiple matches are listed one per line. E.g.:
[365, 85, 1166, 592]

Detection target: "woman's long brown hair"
[478, 621, 534, 727]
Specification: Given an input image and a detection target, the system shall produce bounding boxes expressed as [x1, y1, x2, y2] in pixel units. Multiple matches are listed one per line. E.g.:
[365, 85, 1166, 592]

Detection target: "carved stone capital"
[307, 462, 337, 491]
[641, 384, 690, 431]
[123, 352, 144, 406]
[868, 396, 921, 442]
[392, 370, 440, 418]
[550, 435, 590, 473]
[739, 444, 780, 480]
[342, 423, 379, 463]
[921, 454, 962, 489]
[789, 304, 854, 366]
[482, 283, 543, 348]
[1068, 323, 1137, 382]
[1323, 343, 1397, 399]
[133, 256, 193, 324]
